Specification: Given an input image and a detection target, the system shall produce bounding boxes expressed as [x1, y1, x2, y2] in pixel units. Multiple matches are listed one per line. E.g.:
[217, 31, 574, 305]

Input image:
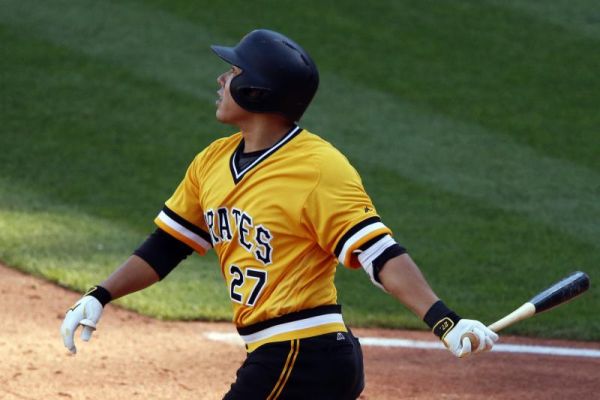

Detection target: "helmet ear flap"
[229, 69, 274, 108]
[238, 87, 272, 104]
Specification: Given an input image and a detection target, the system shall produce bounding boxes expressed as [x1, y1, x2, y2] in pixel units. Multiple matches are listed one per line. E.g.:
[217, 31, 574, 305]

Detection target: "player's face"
[216, 66, 249, 124]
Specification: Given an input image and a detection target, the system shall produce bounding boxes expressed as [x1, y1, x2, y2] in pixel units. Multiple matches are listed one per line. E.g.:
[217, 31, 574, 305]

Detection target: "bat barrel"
[529, 271, 590, 314]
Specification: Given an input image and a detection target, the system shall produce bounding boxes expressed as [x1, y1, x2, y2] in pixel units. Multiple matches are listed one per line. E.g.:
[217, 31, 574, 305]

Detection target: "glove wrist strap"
[84, 285, 112, 307]
[423, 300, 461, 339]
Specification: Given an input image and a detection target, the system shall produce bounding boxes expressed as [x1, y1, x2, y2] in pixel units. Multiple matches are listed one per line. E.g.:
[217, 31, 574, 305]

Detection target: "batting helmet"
[211, 29, 319, 122]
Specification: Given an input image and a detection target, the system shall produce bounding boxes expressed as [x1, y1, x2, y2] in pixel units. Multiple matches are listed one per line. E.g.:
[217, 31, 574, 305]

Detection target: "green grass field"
[1, 0, 598, 340]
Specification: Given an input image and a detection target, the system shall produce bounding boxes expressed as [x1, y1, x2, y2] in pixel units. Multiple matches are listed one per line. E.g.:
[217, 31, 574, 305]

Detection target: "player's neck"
[239, 116, 295, 153]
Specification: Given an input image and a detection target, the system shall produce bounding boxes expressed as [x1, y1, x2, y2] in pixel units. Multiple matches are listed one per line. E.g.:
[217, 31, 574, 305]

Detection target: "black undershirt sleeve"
[133, 228, 194, 280]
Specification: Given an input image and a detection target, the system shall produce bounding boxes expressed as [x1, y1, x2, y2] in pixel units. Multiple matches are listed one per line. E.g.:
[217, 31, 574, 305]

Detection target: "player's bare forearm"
[378, 254, 439, 319]
[99, 255, 160, 300]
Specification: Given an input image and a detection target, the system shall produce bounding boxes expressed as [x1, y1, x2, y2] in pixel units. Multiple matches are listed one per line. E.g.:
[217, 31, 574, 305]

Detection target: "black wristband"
[84, 285, 112, 307]
[423, 300, 461, 339]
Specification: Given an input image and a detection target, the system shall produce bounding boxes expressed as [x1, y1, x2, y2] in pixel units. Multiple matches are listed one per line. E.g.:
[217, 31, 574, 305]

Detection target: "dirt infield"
[1, 264, 599, 400]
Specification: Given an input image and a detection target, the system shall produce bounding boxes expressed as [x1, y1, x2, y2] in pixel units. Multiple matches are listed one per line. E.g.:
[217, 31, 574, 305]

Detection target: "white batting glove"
[60, 295, 103, 354]
[443, 319, 499, 358]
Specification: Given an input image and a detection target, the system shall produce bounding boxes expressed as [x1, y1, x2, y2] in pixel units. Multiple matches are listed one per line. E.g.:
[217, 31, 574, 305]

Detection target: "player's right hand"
[60, 296, 103, 354]
[442, 319, 498, 358]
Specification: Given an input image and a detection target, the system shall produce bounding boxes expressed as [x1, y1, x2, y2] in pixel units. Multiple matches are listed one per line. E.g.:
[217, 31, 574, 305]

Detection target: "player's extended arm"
[99, 255, 160, 300]
[60, 228, 193, 353]
[60, 256, 159, 353]
[377, 253, 438, 318]
[378, 254, 498, 357]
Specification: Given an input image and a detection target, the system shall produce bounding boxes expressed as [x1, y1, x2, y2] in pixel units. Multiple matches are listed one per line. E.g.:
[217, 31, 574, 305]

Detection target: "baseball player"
[61, 29, 498, 399]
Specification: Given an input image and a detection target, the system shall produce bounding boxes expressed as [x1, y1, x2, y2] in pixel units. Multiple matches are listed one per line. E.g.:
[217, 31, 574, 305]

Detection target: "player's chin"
[216, 105, 245, 125]
[215, 108, 228, 123]
[215, 110, 237, 125]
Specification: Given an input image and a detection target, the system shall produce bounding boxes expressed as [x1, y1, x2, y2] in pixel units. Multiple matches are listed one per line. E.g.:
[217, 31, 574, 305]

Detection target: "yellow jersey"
[155, 126, 391, 350]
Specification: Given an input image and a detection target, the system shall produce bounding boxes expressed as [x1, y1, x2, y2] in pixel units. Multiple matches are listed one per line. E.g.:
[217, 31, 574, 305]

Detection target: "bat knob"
[461, 332, 480, 351]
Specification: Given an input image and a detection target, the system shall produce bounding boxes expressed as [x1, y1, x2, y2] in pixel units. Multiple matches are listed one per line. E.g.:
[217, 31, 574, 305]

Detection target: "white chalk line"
[203, 332, 600, 359]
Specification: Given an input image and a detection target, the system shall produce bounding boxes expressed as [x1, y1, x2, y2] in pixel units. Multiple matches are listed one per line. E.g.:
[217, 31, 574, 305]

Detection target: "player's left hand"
[442, 319, 499, 358]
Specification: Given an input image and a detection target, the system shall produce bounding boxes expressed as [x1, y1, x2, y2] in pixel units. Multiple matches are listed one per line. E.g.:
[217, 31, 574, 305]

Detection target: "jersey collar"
[229, 125, 302, 184]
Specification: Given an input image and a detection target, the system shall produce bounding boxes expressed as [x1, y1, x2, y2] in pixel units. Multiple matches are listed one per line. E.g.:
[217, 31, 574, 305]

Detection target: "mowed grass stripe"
[2, 0, 598, 249]
[0, 0, 222, 102]
[297, 0, 600, 172]
[486, 0, 600, 39]
[0, 23, 225, 227]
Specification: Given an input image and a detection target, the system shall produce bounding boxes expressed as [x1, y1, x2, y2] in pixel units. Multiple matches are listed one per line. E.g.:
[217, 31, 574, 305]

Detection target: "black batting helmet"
[211, 29, 319, 122]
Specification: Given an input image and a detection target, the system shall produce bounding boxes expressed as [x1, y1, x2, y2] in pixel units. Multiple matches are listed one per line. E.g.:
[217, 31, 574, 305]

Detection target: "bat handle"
[460, 302, 536, 350]
[488, 302, 536, 332]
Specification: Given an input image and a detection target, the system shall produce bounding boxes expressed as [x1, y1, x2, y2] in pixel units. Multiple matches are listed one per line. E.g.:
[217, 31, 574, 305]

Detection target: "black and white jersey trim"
[229, 125, 302, 184]
[334, 216, 387, 265]
[156, 206, 213, 250]
[356, 234, 405, 291]
[237, 305, 343, 345]
[237, 304, 342, 336]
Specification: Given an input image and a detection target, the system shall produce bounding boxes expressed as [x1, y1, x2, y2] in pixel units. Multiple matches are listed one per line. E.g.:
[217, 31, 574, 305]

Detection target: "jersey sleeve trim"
[357, 234, 406, 292]
[334, 216, 392, 267]
[154, 206, 212, 254]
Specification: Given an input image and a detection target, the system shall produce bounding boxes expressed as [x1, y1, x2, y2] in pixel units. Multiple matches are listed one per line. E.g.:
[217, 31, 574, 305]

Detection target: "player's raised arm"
[377, 254, 499, 358]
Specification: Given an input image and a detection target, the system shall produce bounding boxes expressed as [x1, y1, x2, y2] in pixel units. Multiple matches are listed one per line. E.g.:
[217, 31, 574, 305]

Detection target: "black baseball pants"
[223, 330, 364, 400]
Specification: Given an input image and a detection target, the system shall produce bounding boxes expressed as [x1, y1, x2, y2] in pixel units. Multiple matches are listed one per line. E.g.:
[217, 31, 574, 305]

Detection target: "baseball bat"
[463, 271, 590, 348]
